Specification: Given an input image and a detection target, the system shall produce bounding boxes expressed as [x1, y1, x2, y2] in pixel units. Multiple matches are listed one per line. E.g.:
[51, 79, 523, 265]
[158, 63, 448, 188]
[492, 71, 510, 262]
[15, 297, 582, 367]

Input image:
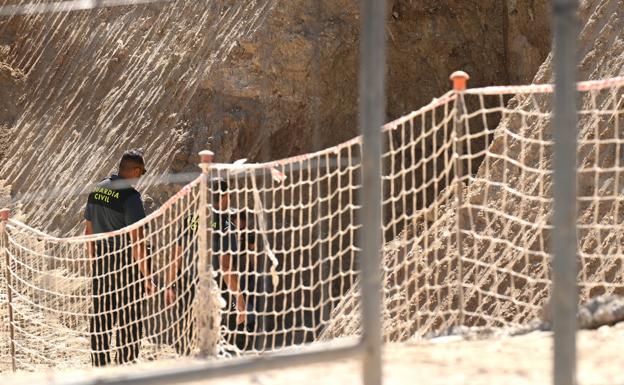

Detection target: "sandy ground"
[3, 323, 624, 385]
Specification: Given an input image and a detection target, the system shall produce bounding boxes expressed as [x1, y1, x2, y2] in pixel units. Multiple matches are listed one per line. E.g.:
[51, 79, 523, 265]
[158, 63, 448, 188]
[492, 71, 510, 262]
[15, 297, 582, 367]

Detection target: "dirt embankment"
[197, 0, 552, 164]
[0, 1, 279, 233]
[0, 1, 551, 352]
[321, 0, 624, 341]
[0, 60, 23, 163]
[0, 0, 550, 234]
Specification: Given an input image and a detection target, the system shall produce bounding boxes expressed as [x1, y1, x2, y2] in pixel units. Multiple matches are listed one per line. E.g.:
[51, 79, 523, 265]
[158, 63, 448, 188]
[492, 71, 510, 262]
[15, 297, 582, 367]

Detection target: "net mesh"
[0, 180, 223, 370]
[320, 77, 624, 340]
[2, 77, 624, 372]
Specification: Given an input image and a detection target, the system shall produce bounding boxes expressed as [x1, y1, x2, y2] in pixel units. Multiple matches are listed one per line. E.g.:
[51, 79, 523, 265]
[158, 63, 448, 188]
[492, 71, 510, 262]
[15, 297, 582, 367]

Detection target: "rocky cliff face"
[0, 0, 550, 234]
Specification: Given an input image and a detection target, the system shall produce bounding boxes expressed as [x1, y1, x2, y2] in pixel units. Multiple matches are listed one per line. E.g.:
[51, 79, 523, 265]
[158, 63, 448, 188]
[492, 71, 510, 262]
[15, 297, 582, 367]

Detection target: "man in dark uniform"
[164, 177, 246, 353]
[84, 150, 155, 366]
[233, 209, 263, 348]
[210, 178, 246, 331]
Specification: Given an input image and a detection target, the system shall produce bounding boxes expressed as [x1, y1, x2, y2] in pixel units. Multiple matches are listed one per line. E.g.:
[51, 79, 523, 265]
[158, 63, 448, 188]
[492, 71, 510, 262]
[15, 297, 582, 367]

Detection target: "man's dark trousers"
[90, 240, 144, 366]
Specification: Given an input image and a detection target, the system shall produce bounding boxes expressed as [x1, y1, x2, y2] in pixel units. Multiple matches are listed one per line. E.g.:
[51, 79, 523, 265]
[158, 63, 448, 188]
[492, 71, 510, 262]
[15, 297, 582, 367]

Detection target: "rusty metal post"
[451, 71, 470, 327]
[1, 208, 16, 372]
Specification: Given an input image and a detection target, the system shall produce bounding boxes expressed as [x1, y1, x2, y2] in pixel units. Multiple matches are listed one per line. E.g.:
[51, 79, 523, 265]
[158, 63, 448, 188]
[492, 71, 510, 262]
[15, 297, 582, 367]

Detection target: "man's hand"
[236, 295, 246, 325]
[165, 287, 177, 305]
[145, 279, 157, 296]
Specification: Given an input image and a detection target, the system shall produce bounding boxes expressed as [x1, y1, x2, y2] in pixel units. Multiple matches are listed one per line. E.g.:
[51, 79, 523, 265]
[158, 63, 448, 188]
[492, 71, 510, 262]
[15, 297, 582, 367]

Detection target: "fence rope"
[1, 76, 624, 372]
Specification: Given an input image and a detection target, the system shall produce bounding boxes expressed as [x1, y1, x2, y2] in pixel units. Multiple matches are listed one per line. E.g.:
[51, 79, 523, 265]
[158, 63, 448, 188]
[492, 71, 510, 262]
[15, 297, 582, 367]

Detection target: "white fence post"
[196, 150, 219, 357]
[1, 208, 16, 372]
[450, 71, 470, 327]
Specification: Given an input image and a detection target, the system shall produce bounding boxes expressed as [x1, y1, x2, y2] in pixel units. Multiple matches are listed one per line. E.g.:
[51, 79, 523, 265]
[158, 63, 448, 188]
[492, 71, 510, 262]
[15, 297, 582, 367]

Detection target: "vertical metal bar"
[197, 150, 213, 357]
[359, 1, 385, 385]
[1, 208, 16, 372]
[552, 1, 579, 385]
[450, 71, 470, 327]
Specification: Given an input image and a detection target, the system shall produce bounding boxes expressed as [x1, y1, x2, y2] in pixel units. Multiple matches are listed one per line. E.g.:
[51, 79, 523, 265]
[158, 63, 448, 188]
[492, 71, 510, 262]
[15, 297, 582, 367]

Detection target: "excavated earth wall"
[0, 0, 550, 234]
[321, 0, 624, 341]
[0, 0, 553, 348]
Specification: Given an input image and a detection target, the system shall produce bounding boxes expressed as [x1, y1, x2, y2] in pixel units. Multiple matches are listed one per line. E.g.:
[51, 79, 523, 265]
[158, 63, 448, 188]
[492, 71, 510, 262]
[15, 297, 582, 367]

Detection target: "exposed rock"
[577, 295, 624, 329]
[542, 295, 624, 330]
[429, 294, 624, 341]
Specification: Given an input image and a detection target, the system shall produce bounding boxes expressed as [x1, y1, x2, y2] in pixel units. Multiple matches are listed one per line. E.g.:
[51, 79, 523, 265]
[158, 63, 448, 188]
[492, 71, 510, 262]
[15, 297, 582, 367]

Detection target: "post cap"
[450, 71, 470, 91]
[0, 208, 10, 221]
[199, 150, 214, 164]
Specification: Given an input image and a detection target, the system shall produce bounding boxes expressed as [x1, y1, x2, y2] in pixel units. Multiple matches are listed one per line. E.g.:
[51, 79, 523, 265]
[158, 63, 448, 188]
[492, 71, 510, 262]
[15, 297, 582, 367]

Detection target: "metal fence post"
[450, 71, 469, 328]
[359, 1, 385, 385]
[1, 208, 16, 372]
[552, 1, 579, 385]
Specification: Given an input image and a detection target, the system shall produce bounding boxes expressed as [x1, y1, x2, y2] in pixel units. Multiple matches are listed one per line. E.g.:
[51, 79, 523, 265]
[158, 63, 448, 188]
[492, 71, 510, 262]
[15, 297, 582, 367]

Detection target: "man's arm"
[85, 220, 94, 261]
[85, 220, 93, 236]
[220, 252, 240, 294]
[129, 227, 146, 270]
[167, 244, 182, 287]
[84, 202, 94, 260]
[129, 226, 156, 295]
[124, 193, 155, 294]
[220, 252, 246, 325]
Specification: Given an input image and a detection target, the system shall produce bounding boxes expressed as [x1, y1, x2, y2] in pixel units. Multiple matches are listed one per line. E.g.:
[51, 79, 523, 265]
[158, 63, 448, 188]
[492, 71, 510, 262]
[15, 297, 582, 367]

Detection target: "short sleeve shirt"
[211, 210, 237, 272]
[176, 210, 237, 285]
[84, 175, 146, 234]
[211, 211, 236, 253]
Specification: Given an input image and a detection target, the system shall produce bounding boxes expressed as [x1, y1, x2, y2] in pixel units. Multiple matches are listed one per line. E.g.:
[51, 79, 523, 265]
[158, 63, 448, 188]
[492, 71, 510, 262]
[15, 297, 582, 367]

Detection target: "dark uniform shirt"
[84, 175, 146, 234]
[237, 226, 258, 293]
[176, 210, 237, 286]
[211, 210, 237, 269]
